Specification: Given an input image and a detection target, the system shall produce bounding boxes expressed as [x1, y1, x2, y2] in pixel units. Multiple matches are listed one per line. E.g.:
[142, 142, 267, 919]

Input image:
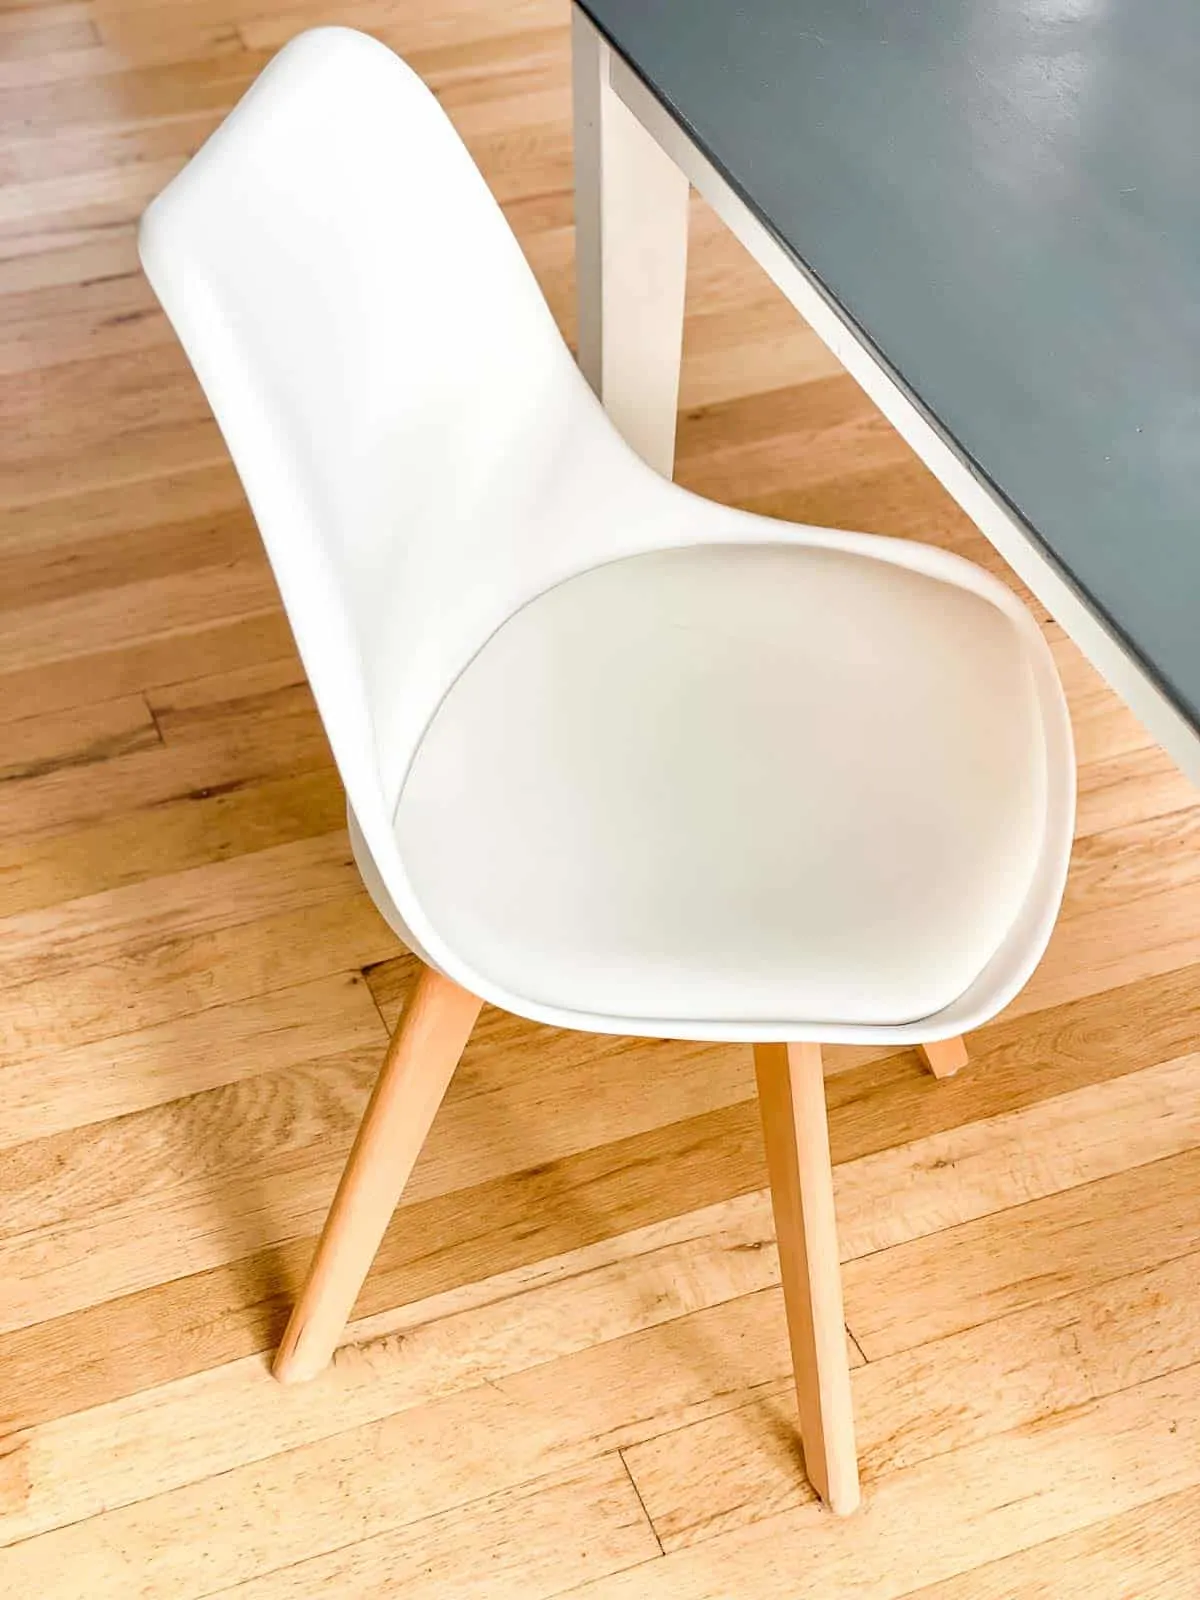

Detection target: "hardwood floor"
[2, 2, 1200, 1595]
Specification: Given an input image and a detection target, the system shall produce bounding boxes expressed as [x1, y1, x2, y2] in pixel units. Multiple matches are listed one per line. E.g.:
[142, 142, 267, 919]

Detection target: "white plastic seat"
[395, 540, 1050, 1032]
[139, 25, 1075, 1518]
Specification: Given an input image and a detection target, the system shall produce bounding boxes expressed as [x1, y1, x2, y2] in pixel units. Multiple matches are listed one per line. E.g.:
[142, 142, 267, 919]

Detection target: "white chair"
[140, 26, 1075, 1516]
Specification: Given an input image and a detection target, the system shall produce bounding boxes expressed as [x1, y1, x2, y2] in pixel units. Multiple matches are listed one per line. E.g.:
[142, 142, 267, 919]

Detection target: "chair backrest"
[139, 26, 639, 825]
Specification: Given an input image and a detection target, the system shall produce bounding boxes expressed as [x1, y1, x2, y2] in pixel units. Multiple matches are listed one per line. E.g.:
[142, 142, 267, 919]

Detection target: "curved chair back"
[140, 27, 645, 833]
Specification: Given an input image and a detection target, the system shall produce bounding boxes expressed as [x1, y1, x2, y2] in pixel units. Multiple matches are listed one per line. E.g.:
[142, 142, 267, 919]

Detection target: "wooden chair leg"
[919, 1036, 969, 1079]
[752, 1041, 860, 1515]
[273, 964, 482, 1384]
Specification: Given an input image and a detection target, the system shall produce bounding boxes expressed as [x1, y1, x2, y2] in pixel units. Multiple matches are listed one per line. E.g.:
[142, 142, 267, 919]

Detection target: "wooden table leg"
[572, 3, 690, 478]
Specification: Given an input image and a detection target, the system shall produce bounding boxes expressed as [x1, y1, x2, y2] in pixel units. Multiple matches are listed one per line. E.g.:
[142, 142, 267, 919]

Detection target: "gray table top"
[579, 0, 1200, 734]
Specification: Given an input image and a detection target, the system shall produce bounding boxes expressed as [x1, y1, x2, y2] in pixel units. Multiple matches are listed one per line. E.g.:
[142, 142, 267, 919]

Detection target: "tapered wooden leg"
[753, 1041, 860, 1515]
[273, 964, 482, 1384]
[919, 1036, 969, 1079]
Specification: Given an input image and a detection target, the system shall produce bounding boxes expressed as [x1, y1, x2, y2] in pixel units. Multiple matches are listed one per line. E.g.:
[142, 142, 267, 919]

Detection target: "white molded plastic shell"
[140, 27, 1075, 1042]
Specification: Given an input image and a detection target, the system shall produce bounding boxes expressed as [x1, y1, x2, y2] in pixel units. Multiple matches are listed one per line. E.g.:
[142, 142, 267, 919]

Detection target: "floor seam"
[619, 1446, 666, 1557]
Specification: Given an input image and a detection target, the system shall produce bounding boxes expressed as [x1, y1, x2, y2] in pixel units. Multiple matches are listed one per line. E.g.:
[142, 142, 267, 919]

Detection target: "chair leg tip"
[809, 1464, 861, 1517]
[272, 1354, 315, 1385]
[828, 1484, 861, 1516]
[919, 1037, 969, 1079]
[271, 1321, 331, 1384]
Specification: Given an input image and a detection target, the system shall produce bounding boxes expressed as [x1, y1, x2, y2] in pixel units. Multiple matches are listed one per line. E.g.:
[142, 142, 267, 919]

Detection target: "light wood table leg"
[919, 1036, 969, 1078]
[273, 964, 482, 1383]
[753, 1041, 860, 1515]
[572, 4, 690, 477]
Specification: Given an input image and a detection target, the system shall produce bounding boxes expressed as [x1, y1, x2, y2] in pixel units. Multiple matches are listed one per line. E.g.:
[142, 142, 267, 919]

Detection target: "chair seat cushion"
[394, 542, 1048, 1028]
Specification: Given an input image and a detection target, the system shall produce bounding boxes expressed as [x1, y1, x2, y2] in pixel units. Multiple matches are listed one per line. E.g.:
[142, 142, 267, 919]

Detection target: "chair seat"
[394, 540, 1050, 1030]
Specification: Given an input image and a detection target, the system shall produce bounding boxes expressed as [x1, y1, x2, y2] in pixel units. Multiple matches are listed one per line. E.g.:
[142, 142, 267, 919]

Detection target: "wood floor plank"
[0, 459, 241, 548]
[844, 1143, 1200, 1359]
[0, 610, 296, 724]
[0, 6, 93, 33]
[623, 1247, 1200, 1551]
[0, 890, 394, 1062]
[404, 22, 567, 104]
[145, 656, 307, 721]
[237, 0, 562, 56]
[1, 1040, 383, 1246]
[6, 1304, 1199, 1599]
[0, 265, 155, 331]
[0, 678, 326, 843]
[678, 378, 908, 507]
[741, 453, 994, 556]
[571, 1364, 1200, 1599]
[0, 969, 383, 1151]
[0, 340, 203, 441]
[1076, 741, 1196, 838]
[0, 229, 140, 295]
[0, 1193, 784, 1544]
[0, 557, 276, 675]
[821, 960, 1200, 1166]
[0, 1014, 754, 1330]
[896, 1485, 1200, 1600]
[833, 1050, 1200, 1260]
[0, 13, 97, 64]
[0, 114, 219, 194]
[4, 5, 1200, 1595]
[208, 1457, 662, 1600]
[0, 507, 260, 615]
[0, 829, 360, 989]
[0, 6, 93, 36]
[1, 951, 1195, 1436]
[0, 693, 159, 781]
[0, 1099, 771, 1437]
[1007, 878, 1200, 1022]
[0, 44, 266, 137]
[1059, 807, 1200, 923]
[0, 43, 181, 94]
[0, 418, 226, 515]
[0, 1045, 385, 1335]
[0, 1286, 800, 1597]
[680, 305, 842, 409]
[0, 766, 345, 915]
[149, 676, 319, 752]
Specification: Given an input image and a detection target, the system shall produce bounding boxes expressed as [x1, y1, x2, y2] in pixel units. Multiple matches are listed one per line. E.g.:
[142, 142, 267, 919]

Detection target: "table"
[571, 0, 1200, 786]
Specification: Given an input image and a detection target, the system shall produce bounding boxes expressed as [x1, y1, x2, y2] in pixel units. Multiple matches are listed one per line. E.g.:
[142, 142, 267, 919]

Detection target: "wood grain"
[896, 1486, 1200, 1600]
[4, 955, 1185, 1430]
[2, 3, 1199, 1595]
[0, 830, 361, 989]
[0, 1194, 791, 1545]
[0, 506, 258, 612]
[572, 1364, 1200, 1598]
[0, 693, 159, 780]
[0, 1290, 821, 1598]
[0, 767, 345, 915]
[843, 1141, 1200, 1359]
[0, 1011, 757, 1331]
[0, 970, 384, 1150]
[0, 891, 391, 1060]
[752, 1042, 858, 1513]
[209, 1457, 662, 1600]
[622, 1247, 1200, 1550]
